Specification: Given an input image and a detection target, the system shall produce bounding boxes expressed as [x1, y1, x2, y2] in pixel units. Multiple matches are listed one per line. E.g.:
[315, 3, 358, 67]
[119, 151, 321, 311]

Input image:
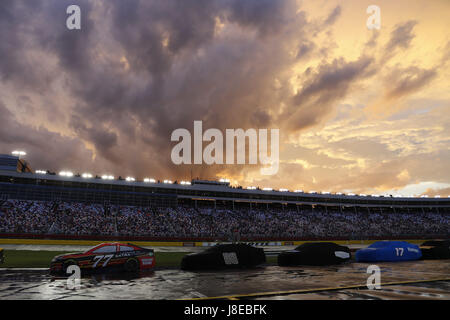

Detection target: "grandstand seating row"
[0, 199, 448, 240]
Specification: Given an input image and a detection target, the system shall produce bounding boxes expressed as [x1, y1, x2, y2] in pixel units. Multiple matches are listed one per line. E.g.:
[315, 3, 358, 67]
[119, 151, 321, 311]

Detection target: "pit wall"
[0, 238, 426, 247]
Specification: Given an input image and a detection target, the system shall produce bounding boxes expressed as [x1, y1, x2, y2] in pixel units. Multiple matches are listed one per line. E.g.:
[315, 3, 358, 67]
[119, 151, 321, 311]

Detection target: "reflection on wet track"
[257, 281, 450, 300]
[0, 260, 449, 300]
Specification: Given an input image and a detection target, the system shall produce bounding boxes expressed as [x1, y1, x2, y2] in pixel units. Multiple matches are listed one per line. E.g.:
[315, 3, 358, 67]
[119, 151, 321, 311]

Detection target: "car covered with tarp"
[181, 243, 266, 270]
[420, 240, 450, 260]
[277, 242, 351, 266]
[355, 241, 421, 262]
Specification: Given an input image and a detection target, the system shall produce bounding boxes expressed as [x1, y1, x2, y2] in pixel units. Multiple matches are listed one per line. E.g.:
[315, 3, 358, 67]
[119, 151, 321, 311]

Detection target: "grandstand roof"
[1, 169, 449, 208]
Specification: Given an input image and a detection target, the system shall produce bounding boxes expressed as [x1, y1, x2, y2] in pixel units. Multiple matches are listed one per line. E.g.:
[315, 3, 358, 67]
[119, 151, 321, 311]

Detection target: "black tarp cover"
[278, 242, 351, 266]
[420, 240, 450, 260]
[180, 243, 266, 270]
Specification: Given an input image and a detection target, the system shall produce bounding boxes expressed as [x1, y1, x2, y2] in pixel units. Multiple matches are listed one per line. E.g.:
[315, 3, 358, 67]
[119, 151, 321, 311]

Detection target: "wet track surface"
[257, 281, 450, 300]
[0, 260, 449, 300]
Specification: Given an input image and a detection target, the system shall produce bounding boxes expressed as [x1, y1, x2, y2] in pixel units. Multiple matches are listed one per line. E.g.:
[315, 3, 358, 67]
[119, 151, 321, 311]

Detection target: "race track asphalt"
[0, 259, 449, 300]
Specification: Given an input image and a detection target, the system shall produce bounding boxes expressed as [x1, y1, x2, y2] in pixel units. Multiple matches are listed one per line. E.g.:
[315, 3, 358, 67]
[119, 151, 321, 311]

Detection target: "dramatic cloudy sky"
[1, 0, 449, 196]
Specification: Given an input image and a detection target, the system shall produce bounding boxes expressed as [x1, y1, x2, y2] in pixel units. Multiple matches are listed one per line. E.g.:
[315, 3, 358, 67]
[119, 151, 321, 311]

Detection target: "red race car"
[50, 242, 155, 275]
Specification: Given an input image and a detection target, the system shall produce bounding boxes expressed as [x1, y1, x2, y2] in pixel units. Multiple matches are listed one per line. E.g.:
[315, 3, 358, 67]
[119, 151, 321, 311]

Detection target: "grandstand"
[0, 154, 448, 241]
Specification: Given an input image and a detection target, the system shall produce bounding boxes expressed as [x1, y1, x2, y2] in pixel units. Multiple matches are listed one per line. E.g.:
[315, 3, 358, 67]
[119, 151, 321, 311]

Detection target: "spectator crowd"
[0, 199, 448, 239]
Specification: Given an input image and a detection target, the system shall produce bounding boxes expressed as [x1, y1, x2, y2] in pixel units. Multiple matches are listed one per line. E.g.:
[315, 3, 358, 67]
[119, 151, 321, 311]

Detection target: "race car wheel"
[63, 259, 78, 274]
[124, 258, 139, 272]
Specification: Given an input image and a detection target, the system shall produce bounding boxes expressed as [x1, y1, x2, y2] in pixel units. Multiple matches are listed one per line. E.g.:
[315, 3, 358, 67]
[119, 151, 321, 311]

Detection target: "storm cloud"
[0, 0, 448, 195]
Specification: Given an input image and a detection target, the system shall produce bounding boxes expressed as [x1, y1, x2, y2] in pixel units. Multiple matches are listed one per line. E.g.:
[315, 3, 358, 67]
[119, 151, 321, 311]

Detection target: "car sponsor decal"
[334, 251, 350, 259]
[141, 258, 154, 265]
[222, 252, 239, 265]
[92, 254, 114, 267]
